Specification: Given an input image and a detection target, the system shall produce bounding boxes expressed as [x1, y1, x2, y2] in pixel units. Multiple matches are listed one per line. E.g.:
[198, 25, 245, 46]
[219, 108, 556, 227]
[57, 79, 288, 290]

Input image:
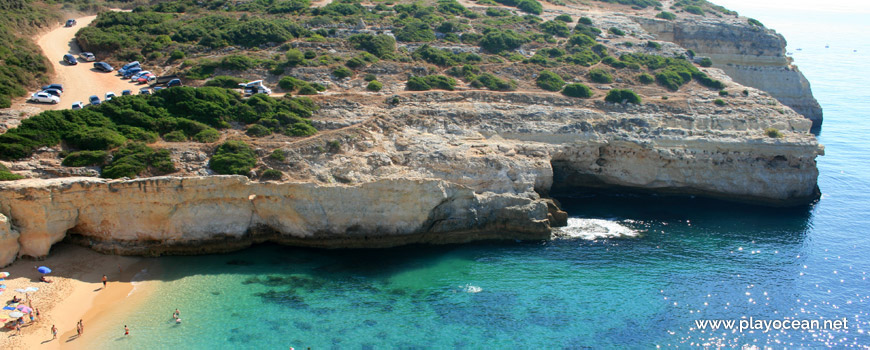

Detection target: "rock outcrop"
[636, 17, 823, 127]
[0, 213, 19, 266]
[0, 177, 556, 259]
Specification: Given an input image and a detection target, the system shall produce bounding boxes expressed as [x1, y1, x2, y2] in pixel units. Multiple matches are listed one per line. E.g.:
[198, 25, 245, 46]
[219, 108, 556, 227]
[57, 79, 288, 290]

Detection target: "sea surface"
[86, 2, 870, 348]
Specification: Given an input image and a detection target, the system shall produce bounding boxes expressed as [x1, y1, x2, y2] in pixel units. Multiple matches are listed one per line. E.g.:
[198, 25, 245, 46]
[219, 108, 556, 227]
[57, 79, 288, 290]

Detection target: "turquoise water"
[88, 3, 870, 349]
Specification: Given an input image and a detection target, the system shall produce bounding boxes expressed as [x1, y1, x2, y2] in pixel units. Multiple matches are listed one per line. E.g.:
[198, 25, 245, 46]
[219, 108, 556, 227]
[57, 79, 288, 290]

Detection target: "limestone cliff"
[636, 17, 823, 127]
[0, 213, 19, 267]
[0, 177, 556, 259]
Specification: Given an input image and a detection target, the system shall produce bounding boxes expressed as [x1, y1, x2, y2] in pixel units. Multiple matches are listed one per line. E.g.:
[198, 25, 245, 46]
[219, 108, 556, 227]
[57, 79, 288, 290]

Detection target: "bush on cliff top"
[605, 89, 641, 104]
[209, 140, 258, 176]
[0, 163, 23, 181]
[101, 142, 175, 179]
[536, 70, 566, 92]
[562, 83, 593, 98]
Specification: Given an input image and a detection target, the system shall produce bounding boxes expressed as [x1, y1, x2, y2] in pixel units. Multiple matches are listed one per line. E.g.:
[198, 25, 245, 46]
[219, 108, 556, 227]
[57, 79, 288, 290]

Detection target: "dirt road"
[28, 13, 141, 111]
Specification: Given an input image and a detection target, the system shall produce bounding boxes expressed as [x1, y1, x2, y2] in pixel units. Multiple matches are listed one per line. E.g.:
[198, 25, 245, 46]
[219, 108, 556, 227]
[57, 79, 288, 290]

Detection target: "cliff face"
[636, 17, 823, 127]
[0, 177, 555, 259]
[0, 213, 19, 267]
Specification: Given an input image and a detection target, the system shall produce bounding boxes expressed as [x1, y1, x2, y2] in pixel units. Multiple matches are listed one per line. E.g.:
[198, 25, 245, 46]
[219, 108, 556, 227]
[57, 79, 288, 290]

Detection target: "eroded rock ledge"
[0, 176, 558, 264]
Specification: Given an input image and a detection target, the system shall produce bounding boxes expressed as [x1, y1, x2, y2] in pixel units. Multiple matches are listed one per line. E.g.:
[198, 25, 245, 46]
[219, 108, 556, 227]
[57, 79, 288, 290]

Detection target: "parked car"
[129, 71, 151, 81]
[65, 19, 76, 27]
[80, 52, 96, 62]
[30, 92, 59, 104]
[105, 92, 116, 101]
[71, 101, 84, 110]
[137, 74, 155, 84]
[121, 90, 132, 96]
[118, 61, 140, 75]
[63, 54, 77, 65]
[41, 88, 62, 97]
[122, 67, 142, 78]
[166, 79, 182, 88]
[89, 95, 101, 106]
[152, 86, 164, 92]
[41, 83, 63, 92]
[139, 87, 151, 95]
[94, 62, 113, 72]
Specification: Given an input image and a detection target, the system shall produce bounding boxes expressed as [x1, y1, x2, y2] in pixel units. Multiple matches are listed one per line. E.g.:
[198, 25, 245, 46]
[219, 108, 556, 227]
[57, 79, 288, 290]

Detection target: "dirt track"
[28, 13, 141, 111]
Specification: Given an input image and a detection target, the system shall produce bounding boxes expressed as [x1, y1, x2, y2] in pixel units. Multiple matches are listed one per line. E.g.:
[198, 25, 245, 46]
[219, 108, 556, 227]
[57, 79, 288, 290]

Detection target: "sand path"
[31, 13, 140, 111]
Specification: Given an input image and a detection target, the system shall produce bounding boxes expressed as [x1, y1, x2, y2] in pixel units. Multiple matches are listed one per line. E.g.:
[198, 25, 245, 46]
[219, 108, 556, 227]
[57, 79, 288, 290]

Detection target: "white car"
[71, 101, 84, 110]
[30, 92, 59, 104]
[105, 92, 116, 101]
[80, 52, 96, 62]
[130, 71, 151, 81]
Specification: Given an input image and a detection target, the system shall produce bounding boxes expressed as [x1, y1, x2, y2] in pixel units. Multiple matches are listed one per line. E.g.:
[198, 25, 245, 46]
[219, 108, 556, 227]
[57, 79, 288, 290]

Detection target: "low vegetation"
[209, 140, 257, 175]
[0, 163, 23, 181]
[536, 70, 566, 92]
[605, 89, 641, 104]
[406, 75, 457, 91]
[562, 83, 593, 98]
[765, 127, 784, 138]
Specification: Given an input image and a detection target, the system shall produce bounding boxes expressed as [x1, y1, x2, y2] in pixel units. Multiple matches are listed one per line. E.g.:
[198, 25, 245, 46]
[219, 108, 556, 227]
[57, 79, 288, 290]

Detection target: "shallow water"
[87, 2, 870, 348]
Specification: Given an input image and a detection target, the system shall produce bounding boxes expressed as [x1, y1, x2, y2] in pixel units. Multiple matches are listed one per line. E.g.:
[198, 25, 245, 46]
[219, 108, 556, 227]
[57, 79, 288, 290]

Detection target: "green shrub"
[588, 68, 613, 84]
[260, 168, 283, 180]
[304, 50, 316, 59]
[699, 57, 713, 67]
[269, 149, 286, 161]
[719, 90, 729, 96]
[479, 29, 526, 53]
[406, 75, 457, 91]
[205, 76, 247, 88]
[684, 5, 704, 15]
[62, 150, 109, 167]
[101, 142, 175, 179]
[395, 19, 435, 42]
[194, 128, 220, 143]
[540, 20, 571, 37]
[637, 73, 655, 84]
[333, 66, 353, 79]
[285, 49, 305, 66]
[220, 55, 256, 71]
[209, 140, 257, 175]
[605, 89, 641, 104]
[278, 76, 308, 91]
[536, 70, 566, 92]
[170, 49, 185, 60]
[247, 124, 272, 137]
[0, 163, 23, 181]
[656, 11, 676, 20]
[608, 27, 625, 36]
[646, 41, 662, 50]
[285, 122, 317, 137]
[367, 80, 383, 91]
[555, 14, 573, 22]
[364, 74, 377, 82]
[298, 85, 318, 95]
[713, 98, 726, 106]
[578, 17, 593, 25]
[765, 127, 783, 138]
[485, 7, 510, 17]
[748, 18, 764, 27]
[561, 83, 593, 98]
[470, 73, 516, 91]
[67, 127, 127, 150]
[162, 130, 187, 142]
[347, 34, 396, 58]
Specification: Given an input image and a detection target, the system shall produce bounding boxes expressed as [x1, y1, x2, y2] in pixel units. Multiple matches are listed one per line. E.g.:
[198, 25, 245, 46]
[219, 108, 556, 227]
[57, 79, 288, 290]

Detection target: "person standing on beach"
[78, 319, 84, 335]
[51, 324, 57, 339]
[124, 325, 129, 336]
[102, 275, 108, 289]
[15, 323, 21, 335]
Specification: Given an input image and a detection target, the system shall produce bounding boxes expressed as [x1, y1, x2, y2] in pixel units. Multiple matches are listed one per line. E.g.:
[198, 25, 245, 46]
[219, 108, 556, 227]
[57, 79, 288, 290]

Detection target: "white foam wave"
[128, 268, 149, 296]
[554, 218, 640, 240]
[461, 284, 482, 293]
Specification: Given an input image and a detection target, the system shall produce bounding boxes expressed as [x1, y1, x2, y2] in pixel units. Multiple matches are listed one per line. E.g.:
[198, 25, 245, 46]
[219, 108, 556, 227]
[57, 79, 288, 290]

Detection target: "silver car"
[30, 92, 60, 104]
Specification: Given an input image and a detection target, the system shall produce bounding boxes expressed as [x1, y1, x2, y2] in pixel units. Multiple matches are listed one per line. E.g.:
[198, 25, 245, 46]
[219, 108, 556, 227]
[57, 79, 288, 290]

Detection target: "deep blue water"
[87, 2, 870, 348]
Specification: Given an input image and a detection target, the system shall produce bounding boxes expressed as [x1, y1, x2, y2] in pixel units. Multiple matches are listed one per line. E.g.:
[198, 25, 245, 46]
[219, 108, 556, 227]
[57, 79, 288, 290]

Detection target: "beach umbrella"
[0, 272, 9, 278]
[8, 311, 23, 319]
[37, 266, 51, 274]
[16, 305, 31, 314]
[24, 287, 38, 293]
[14, 288, 26, 293]
[1, 306, 14, 311]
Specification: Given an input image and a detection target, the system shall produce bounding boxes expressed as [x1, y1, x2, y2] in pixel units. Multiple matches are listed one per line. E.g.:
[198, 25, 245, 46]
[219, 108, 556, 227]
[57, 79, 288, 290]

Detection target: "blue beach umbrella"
[37, 266, 51, 274]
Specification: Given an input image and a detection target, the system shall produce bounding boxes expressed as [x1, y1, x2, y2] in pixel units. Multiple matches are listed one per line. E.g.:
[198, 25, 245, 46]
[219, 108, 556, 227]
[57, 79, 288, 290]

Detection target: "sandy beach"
[0, 243, 157, 349]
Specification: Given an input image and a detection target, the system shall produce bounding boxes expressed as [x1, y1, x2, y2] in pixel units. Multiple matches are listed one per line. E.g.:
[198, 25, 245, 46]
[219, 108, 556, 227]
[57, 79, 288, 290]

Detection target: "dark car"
[63, 54, 77, 65]
[122, 67, 141, 78]
[166, 79, 182, 88]
[121, 90, 132, 96]
[94, 62, 113, 72]
[89, 95, 101, 106]
[139, 88, 151, 95]
[65, 19, 76, 27]
[41, 83, 63, 92]
[41, 88, 62, 97]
